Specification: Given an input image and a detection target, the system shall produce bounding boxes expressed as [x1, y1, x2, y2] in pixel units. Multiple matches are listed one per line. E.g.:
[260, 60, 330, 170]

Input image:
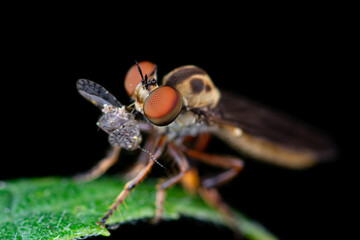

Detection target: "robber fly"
[76, 61, 336, 236]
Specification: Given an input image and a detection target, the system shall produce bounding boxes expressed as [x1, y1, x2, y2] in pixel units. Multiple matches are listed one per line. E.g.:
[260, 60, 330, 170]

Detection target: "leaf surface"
[0, 177, 277, 240]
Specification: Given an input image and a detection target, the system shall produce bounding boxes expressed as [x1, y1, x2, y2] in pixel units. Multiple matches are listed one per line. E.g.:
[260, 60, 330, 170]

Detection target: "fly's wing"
[77, 79, 122, 109]
[208, 90, 336, 168]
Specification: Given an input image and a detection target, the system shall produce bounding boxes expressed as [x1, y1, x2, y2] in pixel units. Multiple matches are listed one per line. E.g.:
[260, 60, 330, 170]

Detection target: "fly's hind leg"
[152, 143, 189, 224]
[181, 147, 244, 188]
[181, 146, 244, 238]
[199, 187, 243, 239]
[74, 146, 121, 182]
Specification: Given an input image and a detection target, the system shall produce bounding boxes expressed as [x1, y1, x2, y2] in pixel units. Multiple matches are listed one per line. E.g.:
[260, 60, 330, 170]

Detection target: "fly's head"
[124, 61, 184, 127]
[97, 105, 142, 151]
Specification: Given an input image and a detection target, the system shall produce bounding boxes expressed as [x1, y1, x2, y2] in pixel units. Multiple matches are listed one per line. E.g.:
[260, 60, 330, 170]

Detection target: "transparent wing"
[77, 79, 122, 109]
[209, 90, 336, 162]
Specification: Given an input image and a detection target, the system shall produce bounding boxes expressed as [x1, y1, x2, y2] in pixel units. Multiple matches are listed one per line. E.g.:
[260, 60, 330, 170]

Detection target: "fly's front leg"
[98, 159, 155, 227]
[98, 136, 166, 227]
[74, 146, 121, 182]
[152, 143, 189, 224]
[123, 135, 156, 180]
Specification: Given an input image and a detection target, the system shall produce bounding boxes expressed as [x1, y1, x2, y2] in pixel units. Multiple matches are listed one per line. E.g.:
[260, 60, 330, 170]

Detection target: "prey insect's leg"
[74, 146, 121, 182]
[153, 143, 190, 223]
[181, 147, 244, 188]
[98, 136, 166, 227]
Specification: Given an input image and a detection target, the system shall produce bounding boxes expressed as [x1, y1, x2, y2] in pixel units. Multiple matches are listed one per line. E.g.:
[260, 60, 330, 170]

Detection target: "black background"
[1, 11, 354, 240]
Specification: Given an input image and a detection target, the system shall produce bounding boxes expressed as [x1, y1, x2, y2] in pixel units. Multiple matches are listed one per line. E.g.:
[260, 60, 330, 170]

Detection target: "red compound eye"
[124, 61, 156, 96]
[143, 86, 183, 126]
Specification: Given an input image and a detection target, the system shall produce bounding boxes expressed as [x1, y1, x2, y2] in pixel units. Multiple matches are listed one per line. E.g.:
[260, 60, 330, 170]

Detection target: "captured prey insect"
[76, 61, 336, 235]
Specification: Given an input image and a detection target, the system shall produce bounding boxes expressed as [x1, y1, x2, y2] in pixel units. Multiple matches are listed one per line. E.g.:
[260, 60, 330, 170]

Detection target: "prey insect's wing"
[77, 79, 122, 109]
[208, 90, 336, 168]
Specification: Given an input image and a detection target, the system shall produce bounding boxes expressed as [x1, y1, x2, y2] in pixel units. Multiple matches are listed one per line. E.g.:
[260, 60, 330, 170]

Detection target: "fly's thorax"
[155, 110, 213, 139]
[162, 65, 221, 109]
[169, 111, 198, 130]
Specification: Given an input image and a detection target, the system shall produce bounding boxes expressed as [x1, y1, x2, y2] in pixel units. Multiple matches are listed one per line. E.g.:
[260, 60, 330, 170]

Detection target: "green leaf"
[0, 177, 278, 240]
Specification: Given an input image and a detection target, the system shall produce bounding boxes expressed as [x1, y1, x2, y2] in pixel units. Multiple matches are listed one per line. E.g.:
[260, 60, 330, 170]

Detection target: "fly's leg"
[193, 132, 212, 151]
[123, 135, 156, 180]
[180, 133, 211, 194]
[181, 147, 244, 188]
[152, 143, 189, 223]
[74, 146, 121, 182]
[98, 159, 155, 227]
[199, 187, 243, 239]
[98, 136, 166, 227]
[180, 146, 244, 238]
